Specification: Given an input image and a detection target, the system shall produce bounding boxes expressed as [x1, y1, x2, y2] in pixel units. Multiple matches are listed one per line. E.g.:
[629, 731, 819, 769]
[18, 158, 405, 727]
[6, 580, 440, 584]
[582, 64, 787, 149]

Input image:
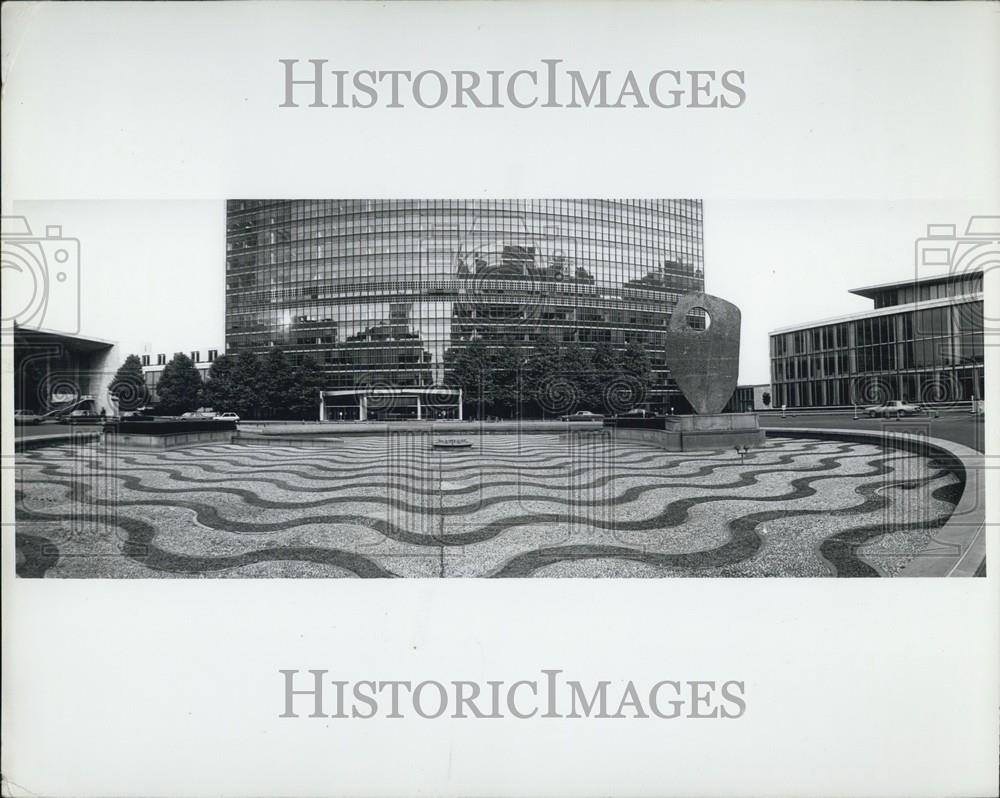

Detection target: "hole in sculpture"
[685, 307, 711, 331]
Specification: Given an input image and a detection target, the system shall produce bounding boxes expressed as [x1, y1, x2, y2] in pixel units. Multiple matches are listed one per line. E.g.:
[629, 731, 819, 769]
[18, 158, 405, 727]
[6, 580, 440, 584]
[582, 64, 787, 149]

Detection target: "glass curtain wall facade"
[226, 200, 705, 400]
[769, 272, 984, 408]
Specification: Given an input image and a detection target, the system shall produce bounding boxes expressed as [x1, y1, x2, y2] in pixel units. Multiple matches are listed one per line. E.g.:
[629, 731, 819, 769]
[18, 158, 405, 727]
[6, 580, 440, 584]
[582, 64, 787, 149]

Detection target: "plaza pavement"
[15, 433, 961, 579]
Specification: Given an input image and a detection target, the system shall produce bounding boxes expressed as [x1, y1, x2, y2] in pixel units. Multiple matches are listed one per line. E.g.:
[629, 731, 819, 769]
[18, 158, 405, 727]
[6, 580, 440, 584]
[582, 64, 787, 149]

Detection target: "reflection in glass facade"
[226, 200, 705, 400]
[769, 271, 985, 407]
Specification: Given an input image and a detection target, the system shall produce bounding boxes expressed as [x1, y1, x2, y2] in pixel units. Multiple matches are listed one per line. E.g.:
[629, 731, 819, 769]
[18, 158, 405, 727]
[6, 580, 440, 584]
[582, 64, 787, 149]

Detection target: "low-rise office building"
[769, 269, 984, 408]
[138, 347, 223, 404]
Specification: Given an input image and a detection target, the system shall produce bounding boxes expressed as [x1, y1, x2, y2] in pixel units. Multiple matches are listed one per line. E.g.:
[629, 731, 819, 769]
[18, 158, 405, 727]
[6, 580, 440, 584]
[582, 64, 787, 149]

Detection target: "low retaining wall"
[238, 420, 604, 438]
[106, 429, 236, 450]
[235, 434, 345, 449]
[235, 423, 611, 448]
[112, 419, 238, 434]
[17, 431, 101, 450]
[762, 426, 985, 578]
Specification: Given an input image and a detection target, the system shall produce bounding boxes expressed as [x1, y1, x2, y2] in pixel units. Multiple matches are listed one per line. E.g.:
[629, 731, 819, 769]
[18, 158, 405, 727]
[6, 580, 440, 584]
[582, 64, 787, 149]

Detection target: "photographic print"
[10, 199, 988, 579]
[3, 3, 997, 797]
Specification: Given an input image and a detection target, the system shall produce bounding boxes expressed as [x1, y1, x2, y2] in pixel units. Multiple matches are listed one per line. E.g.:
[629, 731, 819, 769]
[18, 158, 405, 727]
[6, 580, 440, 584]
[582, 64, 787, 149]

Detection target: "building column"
[416, 394, 422, 420]
[319, 392, 325, 421]
[457, 389, 463, 421]
[360, 394, 367, 421]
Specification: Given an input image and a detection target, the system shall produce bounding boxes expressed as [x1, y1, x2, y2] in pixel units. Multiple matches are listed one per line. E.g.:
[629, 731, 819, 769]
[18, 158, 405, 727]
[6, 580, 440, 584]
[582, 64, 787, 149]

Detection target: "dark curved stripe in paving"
[14, 437, 957, 578]
[21, 442, 874, 515]
[15, 515, 396, 578]
[493, 456, 958, 577]
[15, 533, 61, 578]
[818, 478, 964, 577]
[111, 436, 848, 469]
[17, 448, 902, 552]
[25, 440, 860, 494]
[17, 451, 951, 584]
[30, 442, 871, 501]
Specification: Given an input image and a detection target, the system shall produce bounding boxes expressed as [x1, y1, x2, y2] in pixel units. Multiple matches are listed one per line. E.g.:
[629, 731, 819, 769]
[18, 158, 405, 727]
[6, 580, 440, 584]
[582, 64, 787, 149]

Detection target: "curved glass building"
[226, 199, 705, 415]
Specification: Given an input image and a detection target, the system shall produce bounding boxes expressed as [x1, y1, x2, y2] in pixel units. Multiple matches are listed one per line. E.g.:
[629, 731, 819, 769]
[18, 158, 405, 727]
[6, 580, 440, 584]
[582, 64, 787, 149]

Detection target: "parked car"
[181, 409, 217, 420]
[14, 410, 42, 425]
[560, 410, 604, 421]
[621, 408, 654, 418]
[864, 400, 923, 418]
[216, 412, 240, 422]
[66, 409, 102, 424]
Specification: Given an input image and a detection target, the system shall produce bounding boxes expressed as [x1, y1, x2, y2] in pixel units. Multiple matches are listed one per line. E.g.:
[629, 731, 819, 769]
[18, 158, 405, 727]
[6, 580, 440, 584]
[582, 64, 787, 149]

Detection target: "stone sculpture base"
[615, 413, 764, 452]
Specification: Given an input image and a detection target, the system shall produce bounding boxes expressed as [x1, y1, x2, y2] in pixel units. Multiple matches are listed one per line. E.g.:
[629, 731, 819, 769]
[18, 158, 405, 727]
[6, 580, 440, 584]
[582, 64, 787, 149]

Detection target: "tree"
[258, 348, 297, 419]
[444, 338, 524, 419]
[558, 341, 595, 412]
[203, 350, 326, 420]
[230, 352, 264, 419]
[489, 343, 524, 418]
[444, 334, 661, 420]
[521, 334, 565, 417]
[445, 338, 492, 419]
[109, 354, 150, 411]
[202, 354, 238, 412]
[616, 337, 653, 412]
[621, 337, 652, 382]
[585, 342, 621, 411]
[288, 355, 326, 419]
[761, 391, 771, 408]
[155, 353, 203, 414]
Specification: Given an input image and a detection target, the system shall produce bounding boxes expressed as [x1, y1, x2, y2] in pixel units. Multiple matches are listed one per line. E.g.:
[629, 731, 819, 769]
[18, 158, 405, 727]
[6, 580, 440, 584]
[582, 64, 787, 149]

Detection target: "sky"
[14, 197, 983, 385]
[5, 4, 994, 387]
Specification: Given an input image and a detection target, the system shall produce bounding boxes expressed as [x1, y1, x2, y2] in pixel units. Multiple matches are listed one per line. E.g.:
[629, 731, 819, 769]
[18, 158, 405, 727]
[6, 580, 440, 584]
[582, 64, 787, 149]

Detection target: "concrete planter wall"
[17, 432, 101, 451]
[107, 429, 236, 450]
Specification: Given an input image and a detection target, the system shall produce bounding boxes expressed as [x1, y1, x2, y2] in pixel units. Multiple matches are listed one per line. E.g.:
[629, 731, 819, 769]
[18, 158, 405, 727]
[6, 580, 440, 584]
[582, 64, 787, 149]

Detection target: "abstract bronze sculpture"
[663, 292, 741, 415]
[614, 290, 765, 451]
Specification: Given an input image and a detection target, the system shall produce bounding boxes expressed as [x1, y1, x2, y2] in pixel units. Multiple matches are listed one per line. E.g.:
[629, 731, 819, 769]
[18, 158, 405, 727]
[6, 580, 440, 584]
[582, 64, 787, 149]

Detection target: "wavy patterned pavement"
[14, 433, 961, 578]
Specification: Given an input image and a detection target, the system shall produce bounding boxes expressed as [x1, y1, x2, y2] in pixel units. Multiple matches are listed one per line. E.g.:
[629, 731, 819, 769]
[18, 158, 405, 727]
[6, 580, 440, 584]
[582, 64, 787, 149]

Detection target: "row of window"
[226, 201, 705, 299]
[140, 350, 219, 367]
[226, 283, 698, 315]
[871, 274, 983, 308]
[771, 302, 983, 357]
[773, 334, 985, 381]
[227, 301, 679, 330]
[227, 199, 704, 229]
[772, 368, 984, 408]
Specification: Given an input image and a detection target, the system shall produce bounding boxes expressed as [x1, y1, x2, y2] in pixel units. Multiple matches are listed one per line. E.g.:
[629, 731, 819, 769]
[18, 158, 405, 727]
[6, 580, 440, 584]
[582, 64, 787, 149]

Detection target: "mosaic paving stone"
[14, 435, 960, 578]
